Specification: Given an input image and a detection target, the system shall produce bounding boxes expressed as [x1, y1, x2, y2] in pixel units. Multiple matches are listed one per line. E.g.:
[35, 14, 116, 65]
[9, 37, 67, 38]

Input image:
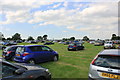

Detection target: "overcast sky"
[0, 0, 119, 40]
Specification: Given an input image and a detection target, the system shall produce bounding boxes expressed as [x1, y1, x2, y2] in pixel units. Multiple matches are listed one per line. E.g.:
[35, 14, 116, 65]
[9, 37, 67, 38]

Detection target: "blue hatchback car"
[14, 45, 59, 64]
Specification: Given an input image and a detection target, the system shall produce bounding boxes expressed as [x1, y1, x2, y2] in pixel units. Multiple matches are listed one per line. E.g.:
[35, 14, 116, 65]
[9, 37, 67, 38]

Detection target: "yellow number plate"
[16, 54, 20, 56]
[101, 72, 120, 79]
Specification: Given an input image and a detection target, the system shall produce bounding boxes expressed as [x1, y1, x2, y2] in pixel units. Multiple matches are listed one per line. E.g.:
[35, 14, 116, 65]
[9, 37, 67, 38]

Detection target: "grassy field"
[0, 42, 103, 78]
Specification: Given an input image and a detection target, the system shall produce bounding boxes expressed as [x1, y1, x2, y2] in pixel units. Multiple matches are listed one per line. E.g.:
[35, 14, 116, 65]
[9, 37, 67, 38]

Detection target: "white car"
[88, 49, 120, 80]
[104, 41, 115, 49]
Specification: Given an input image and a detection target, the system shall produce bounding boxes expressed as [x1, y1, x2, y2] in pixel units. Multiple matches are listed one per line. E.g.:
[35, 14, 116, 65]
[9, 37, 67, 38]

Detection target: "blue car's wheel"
[53, 56, 58, 61]
[28, 59, 36, 64]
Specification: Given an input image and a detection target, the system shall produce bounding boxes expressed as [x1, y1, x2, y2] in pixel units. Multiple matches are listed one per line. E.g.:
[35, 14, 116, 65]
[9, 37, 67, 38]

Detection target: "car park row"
[0, 40, 120, 80]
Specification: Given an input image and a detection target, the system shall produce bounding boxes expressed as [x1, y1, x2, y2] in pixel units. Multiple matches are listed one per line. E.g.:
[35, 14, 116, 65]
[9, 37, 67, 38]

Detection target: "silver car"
[88, 49, 120, 80]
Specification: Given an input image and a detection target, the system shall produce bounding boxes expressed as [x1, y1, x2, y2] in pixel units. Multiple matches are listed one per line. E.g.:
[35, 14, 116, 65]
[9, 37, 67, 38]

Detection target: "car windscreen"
[16, 47, 25, 54]
[93, 55, 120, 69]
[69, 44, 74, 46]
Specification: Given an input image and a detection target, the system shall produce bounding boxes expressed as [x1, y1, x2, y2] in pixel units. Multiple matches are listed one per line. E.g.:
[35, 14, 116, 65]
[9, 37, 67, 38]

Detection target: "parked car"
[2, 45, 20, 60]
[1, 59, 51, 80]
[0, 45, 6, 50]
[64, 42, 70, 45]
[58, 41, 65, 44]
[89, 41, 95, 44]
[104, 41, 116, 49]
[117, 44, 120, 49]
[14, 45, 59, 64]
[30, 41, 38, 44]
[88, 49, 120, 80]
[3, 41, 17, 46]
[44, 42, 54, 45]
[68, 43, 84, 51]
[94, 41, 104, 46]
[0, 41, 4, 45]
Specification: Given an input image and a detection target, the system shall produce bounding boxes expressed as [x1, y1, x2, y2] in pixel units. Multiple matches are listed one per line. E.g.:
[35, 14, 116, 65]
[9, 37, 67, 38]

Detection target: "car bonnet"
[14, 63, 46, 70]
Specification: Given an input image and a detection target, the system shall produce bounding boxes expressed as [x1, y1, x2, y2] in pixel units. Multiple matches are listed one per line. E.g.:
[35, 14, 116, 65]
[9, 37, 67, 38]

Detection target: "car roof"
[19, 45, 45, 47]
[99, 49, 120, 56]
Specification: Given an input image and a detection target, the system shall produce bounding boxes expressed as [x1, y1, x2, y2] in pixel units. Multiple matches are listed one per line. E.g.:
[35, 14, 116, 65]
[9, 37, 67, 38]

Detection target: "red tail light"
[73, 46, 76, 47]
[22, 52, 29, 56]
[7, 51, 12, 54]
[91, 59, 96, 64]
[91, 55, 98, 64]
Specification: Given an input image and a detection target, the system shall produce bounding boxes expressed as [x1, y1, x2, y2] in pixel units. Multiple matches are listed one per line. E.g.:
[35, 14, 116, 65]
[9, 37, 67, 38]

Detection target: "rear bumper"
[14, 58, 28, 63]
[104, 46, 114, 49]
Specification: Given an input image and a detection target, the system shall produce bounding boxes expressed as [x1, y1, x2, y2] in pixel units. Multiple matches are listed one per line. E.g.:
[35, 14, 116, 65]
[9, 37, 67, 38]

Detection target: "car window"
[76, 44, 82, 46]
[16, 47, 25, 53]
[2, 63, 18, 77]
[11, 47, 17, 51]
[93, 55, 120, 69]
[41, 46, 52, 51]
[29, 46, 42, 52]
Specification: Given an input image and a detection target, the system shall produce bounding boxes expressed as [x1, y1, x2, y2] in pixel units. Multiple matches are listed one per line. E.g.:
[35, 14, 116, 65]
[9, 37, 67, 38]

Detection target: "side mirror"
[15, 69, 25, 75]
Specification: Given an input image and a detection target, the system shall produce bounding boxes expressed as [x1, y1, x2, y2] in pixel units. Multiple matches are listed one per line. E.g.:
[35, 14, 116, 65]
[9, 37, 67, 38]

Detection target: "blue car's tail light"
[22, 52, 29, 56]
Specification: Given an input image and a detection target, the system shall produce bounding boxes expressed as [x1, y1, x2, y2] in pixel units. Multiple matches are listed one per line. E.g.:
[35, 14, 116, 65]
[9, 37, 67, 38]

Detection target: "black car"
[1, 59, 51, 80]
[44, 42, 54, 45]
[0, 45, 6, 50]
[2, 46, 20, 60]
[68, 43, 84, 51]
[64, 42, 70, 45]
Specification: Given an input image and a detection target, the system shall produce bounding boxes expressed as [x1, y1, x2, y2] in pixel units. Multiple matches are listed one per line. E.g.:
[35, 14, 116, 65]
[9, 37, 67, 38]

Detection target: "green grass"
[0, 42, 103, 78]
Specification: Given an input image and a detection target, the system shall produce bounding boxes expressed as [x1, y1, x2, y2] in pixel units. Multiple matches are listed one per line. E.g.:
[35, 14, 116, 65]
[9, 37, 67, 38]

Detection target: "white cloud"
[63, 31, 68, 32]
[51, 3, 62, 8]
[28, 2, 118, 39]
[0, 1, 118, 39]
[0, 26, 10, 31]
[0, 0, 53, 24]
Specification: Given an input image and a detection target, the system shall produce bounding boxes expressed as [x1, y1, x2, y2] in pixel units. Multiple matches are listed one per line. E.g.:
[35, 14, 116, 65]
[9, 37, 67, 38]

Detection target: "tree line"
[1, 33, 48, 41]
[1, 32, 120, 41]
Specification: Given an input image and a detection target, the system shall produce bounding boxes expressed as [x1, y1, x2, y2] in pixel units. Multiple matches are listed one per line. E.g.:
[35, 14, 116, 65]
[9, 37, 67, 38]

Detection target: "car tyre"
[11, 56, 15, 61]
[53, 56, 58, 61]
[35, 77, 46, 80]
[68, 49, 70, 51]
[28, 59, 36, 64]
[75, 48, 78, 51]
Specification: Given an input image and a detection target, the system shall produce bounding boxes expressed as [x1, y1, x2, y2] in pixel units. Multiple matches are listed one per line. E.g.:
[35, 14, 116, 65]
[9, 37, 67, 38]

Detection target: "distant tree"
[111, 34, 117, 40]
[7, 37, 12, 40]
[27, 36, 34, 41]
[70, 37, 75, 41]
[62, 38, 69, 41]
[82, 36, 89, 41]
[22, 39, 26, 42]
[12, 33, 21, 40]
[43, 35, 48, 40]
[37, 36, 43, 41]
[111, 34, 120, 40]
[2, 38, 6, 41]
[0, 32, 4, 40]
